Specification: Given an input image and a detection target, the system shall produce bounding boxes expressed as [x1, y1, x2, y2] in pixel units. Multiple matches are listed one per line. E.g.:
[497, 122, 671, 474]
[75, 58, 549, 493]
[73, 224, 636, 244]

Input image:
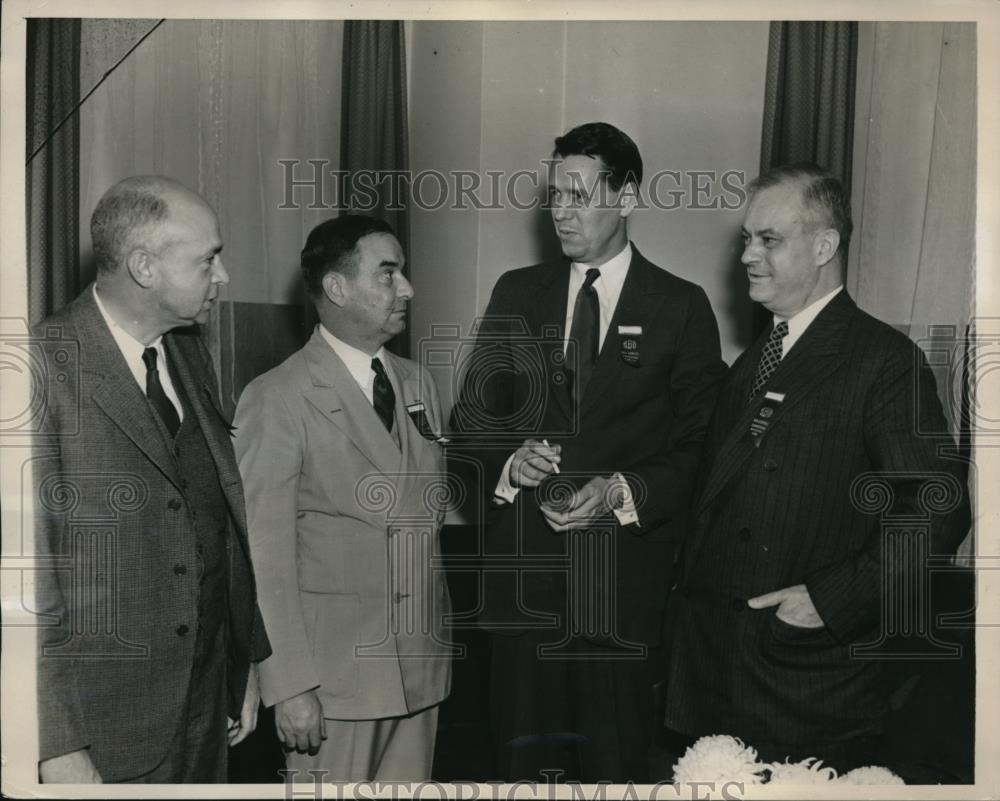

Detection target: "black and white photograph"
[0, 0, 996, 797]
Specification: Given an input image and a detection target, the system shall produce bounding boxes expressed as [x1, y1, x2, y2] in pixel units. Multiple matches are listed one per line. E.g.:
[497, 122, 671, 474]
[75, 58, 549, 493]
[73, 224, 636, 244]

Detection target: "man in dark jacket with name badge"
[451, 122, 727, 782]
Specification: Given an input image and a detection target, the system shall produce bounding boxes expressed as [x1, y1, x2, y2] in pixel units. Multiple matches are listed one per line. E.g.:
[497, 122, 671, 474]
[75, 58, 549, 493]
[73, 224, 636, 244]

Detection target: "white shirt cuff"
[612, 472, 640, 526]
[493, 452, 520, 504]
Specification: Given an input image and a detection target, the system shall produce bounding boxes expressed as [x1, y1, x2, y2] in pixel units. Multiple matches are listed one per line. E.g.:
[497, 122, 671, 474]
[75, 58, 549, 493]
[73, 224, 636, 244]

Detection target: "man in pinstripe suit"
[663, 164, 970, 771]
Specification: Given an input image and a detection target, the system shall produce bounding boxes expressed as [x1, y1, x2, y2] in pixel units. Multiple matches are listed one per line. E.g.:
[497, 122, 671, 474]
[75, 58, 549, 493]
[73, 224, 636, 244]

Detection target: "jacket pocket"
[759, 611, 844, 670]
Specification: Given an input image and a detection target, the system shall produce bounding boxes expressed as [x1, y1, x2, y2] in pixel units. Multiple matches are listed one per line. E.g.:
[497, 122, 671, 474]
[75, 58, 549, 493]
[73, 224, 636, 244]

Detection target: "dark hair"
[90, 176, 173, 274]
[300, 215, 396, 298]
[749, 163, 853, 254]
[553, 121, 643, 191]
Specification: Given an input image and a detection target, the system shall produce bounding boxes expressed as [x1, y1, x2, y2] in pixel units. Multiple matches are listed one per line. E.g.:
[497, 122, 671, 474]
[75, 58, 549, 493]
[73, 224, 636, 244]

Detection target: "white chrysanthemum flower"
[767, 757, 838, 784]
[673, 734, 766, 785]
[837, 765, 905, 785]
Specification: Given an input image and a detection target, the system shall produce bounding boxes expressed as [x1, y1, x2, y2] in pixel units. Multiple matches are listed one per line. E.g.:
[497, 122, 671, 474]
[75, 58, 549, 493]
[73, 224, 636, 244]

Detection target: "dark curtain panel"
[26, 19, 82, 325]
[755, 21, 859, 336]
[340, 20, 411, 357]
[760, 21, 858, 184]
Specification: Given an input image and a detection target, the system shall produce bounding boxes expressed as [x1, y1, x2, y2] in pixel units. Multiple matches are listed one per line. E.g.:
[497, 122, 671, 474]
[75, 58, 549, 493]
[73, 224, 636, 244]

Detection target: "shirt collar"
[93, 284, 165, 379]
[777, 285, 844, 343]
[93, 284, 163, 347]
[318, 324, 387, 388]
[571, 241, 632, 285]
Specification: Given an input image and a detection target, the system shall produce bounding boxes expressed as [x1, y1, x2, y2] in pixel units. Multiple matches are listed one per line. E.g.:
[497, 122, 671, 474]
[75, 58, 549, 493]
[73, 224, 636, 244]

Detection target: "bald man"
[32, 176, 270, 783]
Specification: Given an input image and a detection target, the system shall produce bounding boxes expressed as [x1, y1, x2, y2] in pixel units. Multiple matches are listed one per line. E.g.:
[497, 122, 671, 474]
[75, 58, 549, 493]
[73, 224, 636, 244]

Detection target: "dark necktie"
[748, 320, 789, 403]
[142, 347, 180, 437]
[371, 357, 395, 434]
[568, 268, 601, 401]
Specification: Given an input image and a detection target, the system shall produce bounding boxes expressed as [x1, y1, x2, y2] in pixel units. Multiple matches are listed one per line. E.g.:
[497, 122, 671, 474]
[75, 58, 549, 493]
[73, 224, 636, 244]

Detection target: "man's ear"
[322, 271, 347, 307]
[618, 182, 639, 220]
[125, 248, 155, 288]
[814, 228, 841, 268]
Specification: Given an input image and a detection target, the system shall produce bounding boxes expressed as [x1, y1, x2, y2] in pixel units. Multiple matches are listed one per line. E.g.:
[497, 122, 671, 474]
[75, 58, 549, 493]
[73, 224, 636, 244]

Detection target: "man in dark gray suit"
[33, 175, 270, 783]
[663, 164, 970, 771]
[450, 122, 727, 782]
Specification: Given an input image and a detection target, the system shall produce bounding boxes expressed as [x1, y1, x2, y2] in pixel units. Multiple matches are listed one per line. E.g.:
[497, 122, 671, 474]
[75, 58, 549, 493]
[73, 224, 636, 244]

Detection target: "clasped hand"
[509, 440, 621, 531]
[540, 475, 621, 532]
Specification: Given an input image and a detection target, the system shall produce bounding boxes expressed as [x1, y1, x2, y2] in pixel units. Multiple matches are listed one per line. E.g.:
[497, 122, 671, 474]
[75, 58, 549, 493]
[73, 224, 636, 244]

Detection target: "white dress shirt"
[495, 242, 639, 526]
[776, 286, 844, 359]
[317, 323, 393, 405]
[93, 285, 184, 422]
[562, 242, 633, 353]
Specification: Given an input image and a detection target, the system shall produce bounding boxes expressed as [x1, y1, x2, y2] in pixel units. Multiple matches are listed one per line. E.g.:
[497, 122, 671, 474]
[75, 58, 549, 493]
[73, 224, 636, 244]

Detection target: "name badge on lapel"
[619, 325, 642, 367]
[406, 401, 449, 445]
[749, 391, 785, 446]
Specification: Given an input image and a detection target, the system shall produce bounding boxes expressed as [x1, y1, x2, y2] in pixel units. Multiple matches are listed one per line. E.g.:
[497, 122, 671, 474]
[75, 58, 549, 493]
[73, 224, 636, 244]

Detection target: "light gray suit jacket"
[234, 328, 452, 720]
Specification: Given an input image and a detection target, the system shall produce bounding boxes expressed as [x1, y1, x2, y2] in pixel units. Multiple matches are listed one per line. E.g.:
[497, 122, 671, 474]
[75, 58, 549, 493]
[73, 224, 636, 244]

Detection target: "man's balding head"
[90, 176, 228, 340]
[90, 175, 212, 274]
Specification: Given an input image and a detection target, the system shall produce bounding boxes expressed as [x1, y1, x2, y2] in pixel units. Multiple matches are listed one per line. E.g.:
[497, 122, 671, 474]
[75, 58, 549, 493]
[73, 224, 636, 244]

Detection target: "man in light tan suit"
[233, 215, 452, 781]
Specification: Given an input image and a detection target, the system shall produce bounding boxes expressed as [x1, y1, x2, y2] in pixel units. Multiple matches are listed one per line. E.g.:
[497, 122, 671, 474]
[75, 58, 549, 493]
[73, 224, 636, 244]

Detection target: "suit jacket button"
[168, 498, 182, 510]
[174, 563, 187, 575]
[176, 624, 189, 636]
[738, 526, 751, 540]
[763, 459, 778, 472]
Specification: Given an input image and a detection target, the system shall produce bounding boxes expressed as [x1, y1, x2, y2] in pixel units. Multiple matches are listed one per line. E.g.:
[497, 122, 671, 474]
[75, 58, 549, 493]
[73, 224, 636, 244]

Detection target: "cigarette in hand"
[542, 439, 560, 474]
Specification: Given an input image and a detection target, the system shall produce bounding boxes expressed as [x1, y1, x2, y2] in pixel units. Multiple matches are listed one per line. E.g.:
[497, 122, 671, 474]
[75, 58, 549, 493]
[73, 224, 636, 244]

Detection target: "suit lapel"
[692, 330, 771, 517]
[696, 291, 856, 515]
[579, 246, 659, 417]
[165, 333, 247, 530]
[533, 261, 574, 423]
[385, 352, 412, 479]
[750, 294, 853, 427]
[301, 330, 401, 476]
[387, 353, 440, 519]
[72, 290, 182, 489]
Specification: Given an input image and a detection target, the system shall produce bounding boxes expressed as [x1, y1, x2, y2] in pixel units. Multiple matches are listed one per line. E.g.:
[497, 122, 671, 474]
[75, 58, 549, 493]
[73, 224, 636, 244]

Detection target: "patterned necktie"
[142, 347, 180, 437]
[371, 357, 395, 434]
[748, 320, 789, 403]
[568, 268, 601, 401]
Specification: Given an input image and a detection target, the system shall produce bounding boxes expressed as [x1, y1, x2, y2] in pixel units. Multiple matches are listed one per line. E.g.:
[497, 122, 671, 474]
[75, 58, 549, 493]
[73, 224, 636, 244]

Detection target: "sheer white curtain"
[79, 19, 343, 409]
[848, 21, 976, 558]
